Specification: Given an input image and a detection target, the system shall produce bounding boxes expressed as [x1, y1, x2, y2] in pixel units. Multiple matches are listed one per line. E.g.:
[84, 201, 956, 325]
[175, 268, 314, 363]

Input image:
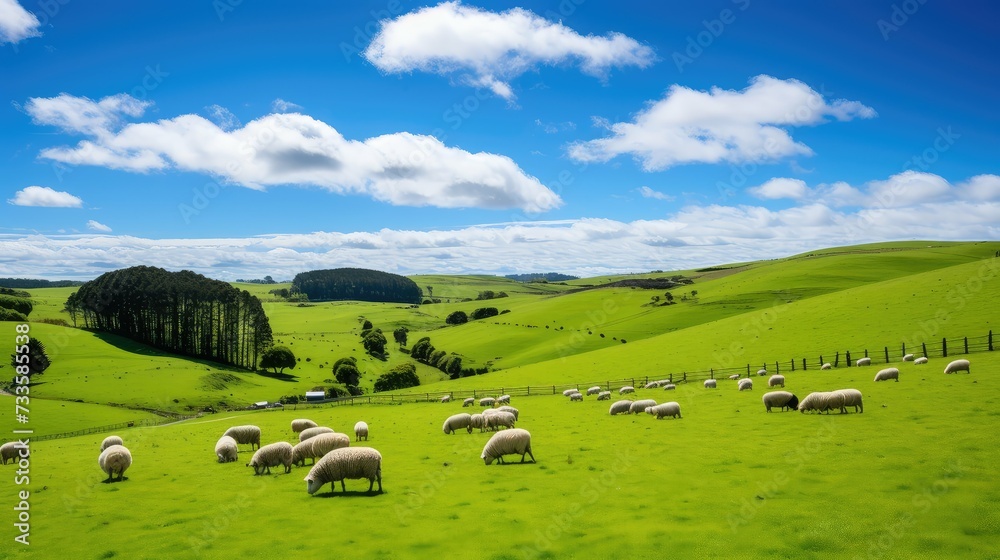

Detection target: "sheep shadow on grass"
[312, 489, 385, 499]
[101, 476, 129, 484]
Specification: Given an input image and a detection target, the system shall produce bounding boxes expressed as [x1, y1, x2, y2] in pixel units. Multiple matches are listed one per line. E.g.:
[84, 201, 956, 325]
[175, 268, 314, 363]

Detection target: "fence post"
[834, 351, 839, 367]
[775, 362, 779, 374]
[527, 386, 531, 396]
[942, 338, 947, 357]
[921, 342, 927, 357]
[884, 346, 889, 363]
[802, 358, 806, 370]
[790, 359, 795, 371]
[864, 349, 869, 358]
[819, 355, 823, 368]
[846, 350, 852, 366]
[710, 368, 714, 379]
[683, 372, 687, 382]
[746, 364, 750, 377]
[901, 342, 906, 357]
[990, 330, 994, 351]
[964, 337, 968, 354]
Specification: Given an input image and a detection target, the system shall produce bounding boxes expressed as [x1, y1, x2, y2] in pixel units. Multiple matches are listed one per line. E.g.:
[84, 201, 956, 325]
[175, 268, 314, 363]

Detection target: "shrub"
[446, 311, 468, 325]
[373, 363, 420, 392]
[470, 307, 499, 320]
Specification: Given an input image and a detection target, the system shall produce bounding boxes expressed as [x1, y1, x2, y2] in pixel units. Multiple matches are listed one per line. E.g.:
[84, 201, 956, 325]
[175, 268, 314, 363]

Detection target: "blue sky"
[2, 0, 998, 279]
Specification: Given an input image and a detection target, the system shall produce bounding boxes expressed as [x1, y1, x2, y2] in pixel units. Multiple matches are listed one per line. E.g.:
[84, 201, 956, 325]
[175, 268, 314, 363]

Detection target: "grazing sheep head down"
[305, 476, 322, 495]
[787, 395, 800, 411]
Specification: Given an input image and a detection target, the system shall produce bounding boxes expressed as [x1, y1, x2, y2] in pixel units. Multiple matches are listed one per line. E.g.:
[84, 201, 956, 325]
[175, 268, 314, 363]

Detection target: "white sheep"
[223, 425, 261, 450]
[100, 435, 123, 452]
[562, 389, 579, 397]
[797, 392, 830, 413]
[704, 379, 717, 389]
[247, 442, 294, 475]
[834, 389, 863, 413]
[644, 381, 659, 389]
[738, 378, 753, 391]
[761, 391, 799, 412]
[291, 440, 315, 467]
[586, 386, 601, 396]
[662, 384, 676, 391]
[902, 353, 915, 362]
[619, 386, 635, 395]
[497, 395, 511, 405]
[497, 406, 519, 421]
[309, 432, 351, 458]
[481, 428, 535, 465]
[305, 447, 382, 494]
[564, 390, 581, 398]
[728, 374, 741, 380]
[597, 391, 611, 401]
[479, 397, 496, 407]
[768, 375, 785, 388]
[629, 399, 657, 414]
[215, 435, 239, 463]
[570, 393, 583, 402]
[98, 445, 132, 482]
[470, 413, 487, 433]
[442, 413, 473, 435]
[354, 421, 369, 442]
[944, 359, 970, 374]
[914, 357, 928, 365]
[486, 411, 516, 431]
[299, 427, 335, 443]
[649, 402, 682, 419]
[1, 441, 27, 465]
[856, 357, 872, 367]
[757, 368, 767, 376]
[609, 400, 633, 415]
[440, 395, 452, 403]
[821, 363, 832, 370]
[463, 397, 475, 407]
[874, 368, 899, 382]
[290, 419, 318, 433]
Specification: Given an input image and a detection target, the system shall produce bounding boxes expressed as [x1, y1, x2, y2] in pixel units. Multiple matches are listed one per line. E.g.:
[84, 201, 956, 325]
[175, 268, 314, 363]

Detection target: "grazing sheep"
[757, 369, 767, 376]
[649, 402, 682, 419]
[223, 425, 261, 450]
[480, 397, 496, 407]
[874, 368, 899, 382]
[834, 389, 863, 413]
[305, 447, 382, 494]
[353, 421, 369, 442]
[902, 353, 915, 362]
[629, 399, 657, 414]
[470, 413, 487, 433]
[98, 445, 132, 482]
[644, 406, 655, 416]
[944, 359, 970, 375]
[247, 442, 294, 475]
[1, 441, 27, 465]
[440, 395, 452, 403]
[761, 391, 799, 412]
[856, 357, 872, 367]
[562, 389, 579, 397]
[619, 386, 635, 395]
[768, 375, 785, 388]
[798, 392, 830, 413]
[564, 390, 581, 398]
[299, 427, 335, 443]
[609, 400, 633, 415]
[914, 357, 928, 365]
[215, 435, 239, 463]
[486, 411, 516, 431]
[497, 395, 511, 405]
[586, 386, 601, 396]
[738, 378, 753, 391]
[597, 391, 612, 401]
[644, 381, 660, 389]
[291, 440, 315, 467]
[463, 397, 475, 407]
[704, 379, 717, 389]
[570, 393, 583, 402]
[309, 432, 351, 458]
[821, 363, 832, 370]
[442, 413, 473, 435]
[662, 384, 676, 391]
[290, 419, 318, 433]
[481, 428, 535, 465]
[497, 406, 519, 421]
[728, 374, 741, 380]
[100, 435, 123, 452]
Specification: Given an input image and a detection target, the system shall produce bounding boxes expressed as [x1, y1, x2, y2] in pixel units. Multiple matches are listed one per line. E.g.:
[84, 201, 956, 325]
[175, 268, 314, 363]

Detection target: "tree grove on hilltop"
[292, 268, 422, 303]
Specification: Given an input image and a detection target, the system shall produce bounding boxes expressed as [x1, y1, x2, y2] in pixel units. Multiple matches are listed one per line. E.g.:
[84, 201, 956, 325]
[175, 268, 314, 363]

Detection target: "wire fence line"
[32, 413, 197, 442]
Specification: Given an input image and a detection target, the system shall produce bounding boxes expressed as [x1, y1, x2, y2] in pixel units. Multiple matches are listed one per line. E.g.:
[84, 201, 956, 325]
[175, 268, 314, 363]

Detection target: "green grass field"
[2, 241, 999, 558]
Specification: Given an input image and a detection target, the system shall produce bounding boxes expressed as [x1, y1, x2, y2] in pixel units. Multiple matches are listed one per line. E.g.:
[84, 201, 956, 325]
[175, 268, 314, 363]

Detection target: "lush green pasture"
[1, 353, 998, 559]
[0, 395, 162, 436]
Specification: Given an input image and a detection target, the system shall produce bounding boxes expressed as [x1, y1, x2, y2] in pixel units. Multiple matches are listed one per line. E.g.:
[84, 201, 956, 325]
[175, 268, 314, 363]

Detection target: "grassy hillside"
[1, 353, 997, 559]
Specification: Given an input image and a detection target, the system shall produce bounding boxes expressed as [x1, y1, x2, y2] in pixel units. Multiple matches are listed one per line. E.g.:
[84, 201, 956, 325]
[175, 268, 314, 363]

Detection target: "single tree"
[664, 292, 674, 303]
[363, 329, 387, 356]
[393, 327, 408, 347]
[260, 345, 296, 374]
[361, 319, 374, 331]
[446, 311, 468, 325]
[11, 338, 51, 377]
[425, 286, 433, 298]
[334, 361, 361, 387]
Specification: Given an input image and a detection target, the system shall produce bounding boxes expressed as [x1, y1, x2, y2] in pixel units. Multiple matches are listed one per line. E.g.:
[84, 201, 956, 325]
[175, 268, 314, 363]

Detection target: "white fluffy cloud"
[3, 174, 997, 280]
[568, 75, 876, 170]
[363, 1, 655, 99]
[748, 178, 808, 200]
[271, 98, 302, 112]
[8, 186, 83, 207]
[204, 104, 241, 131]
[0, 0, 40, 44]
[25, 93, 562, 212]
[86, 220, 112, 232]
[637, 186, 674, 201]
